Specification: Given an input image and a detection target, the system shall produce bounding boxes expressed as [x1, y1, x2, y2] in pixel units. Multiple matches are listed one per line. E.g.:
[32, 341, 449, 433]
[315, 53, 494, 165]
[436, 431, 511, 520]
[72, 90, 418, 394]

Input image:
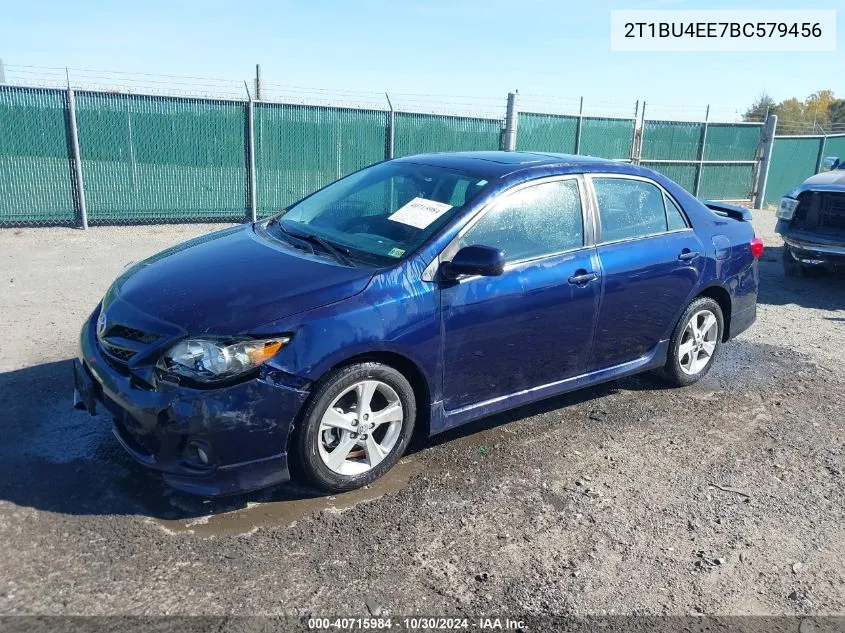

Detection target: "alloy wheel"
[678, 309, 718, 375]
[317, 380, 404, 476]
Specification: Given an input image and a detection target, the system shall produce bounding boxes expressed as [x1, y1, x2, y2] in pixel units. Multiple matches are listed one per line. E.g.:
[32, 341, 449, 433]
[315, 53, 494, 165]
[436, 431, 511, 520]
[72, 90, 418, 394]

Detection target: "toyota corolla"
[73, 152, 761, 496]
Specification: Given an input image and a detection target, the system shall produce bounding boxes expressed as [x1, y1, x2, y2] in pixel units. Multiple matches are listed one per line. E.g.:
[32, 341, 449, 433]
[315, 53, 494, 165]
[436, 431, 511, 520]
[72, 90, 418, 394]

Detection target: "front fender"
[252, 258, 441, 403]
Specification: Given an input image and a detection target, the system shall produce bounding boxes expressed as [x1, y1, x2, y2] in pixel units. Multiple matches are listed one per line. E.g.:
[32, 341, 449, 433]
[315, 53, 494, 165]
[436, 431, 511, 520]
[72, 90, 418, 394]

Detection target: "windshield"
[273, 161, 489, 264]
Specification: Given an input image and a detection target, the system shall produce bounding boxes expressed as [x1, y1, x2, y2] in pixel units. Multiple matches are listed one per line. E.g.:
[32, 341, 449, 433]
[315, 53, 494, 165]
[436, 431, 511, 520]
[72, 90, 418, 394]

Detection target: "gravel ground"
[0, 211, 843, 617]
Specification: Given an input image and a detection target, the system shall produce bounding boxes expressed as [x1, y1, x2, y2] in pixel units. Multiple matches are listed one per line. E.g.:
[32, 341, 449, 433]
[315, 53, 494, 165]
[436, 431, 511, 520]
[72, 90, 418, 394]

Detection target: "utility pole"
[0, 59, 6, 84]
[255, 64, 262, 101]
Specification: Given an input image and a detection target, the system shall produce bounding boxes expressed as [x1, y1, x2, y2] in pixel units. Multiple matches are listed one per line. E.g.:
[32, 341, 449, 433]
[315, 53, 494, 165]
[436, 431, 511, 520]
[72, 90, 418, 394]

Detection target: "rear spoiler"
[703, 200, 752, 222]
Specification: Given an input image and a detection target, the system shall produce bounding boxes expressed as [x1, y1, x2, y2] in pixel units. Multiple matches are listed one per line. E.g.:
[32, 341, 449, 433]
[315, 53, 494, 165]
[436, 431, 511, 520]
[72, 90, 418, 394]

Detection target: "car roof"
[393, 151, 620, 179]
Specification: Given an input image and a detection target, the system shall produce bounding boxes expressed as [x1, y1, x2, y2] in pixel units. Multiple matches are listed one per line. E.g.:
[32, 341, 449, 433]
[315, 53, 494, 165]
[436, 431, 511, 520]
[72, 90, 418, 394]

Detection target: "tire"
[783, 245, 802, 277]
[294, 362, 417, 493]
[657, 297, 724, 387]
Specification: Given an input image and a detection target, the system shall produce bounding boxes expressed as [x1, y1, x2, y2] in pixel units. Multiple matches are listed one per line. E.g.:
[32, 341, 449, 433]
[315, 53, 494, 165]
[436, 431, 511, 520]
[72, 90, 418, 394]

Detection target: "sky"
[1, 0, 842, 120]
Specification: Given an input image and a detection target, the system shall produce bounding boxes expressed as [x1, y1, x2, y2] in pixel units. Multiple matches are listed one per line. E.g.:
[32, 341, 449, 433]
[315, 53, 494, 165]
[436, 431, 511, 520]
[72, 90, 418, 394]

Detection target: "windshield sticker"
[388, 197, 453, 229]
[388, 247, 406, 258]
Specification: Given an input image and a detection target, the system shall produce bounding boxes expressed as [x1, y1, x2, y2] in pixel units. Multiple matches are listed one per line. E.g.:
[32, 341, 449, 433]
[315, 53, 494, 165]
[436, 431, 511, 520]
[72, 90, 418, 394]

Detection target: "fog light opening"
[184, 440, 213, 469]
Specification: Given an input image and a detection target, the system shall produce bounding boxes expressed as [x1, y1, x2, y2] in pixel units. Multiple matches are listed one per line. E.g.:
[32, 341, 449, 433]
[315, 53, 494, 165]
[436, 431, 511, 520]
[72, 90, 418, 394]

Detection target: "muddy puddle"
[154, 456, 423, 536]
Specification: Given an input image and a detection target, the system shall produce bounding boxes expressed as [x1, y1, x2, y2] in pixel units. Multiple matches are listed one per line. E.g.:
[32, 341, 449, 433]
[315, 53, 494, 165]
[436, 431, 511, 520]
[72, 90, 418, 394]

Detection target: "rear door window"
[592, 178, 668, 242]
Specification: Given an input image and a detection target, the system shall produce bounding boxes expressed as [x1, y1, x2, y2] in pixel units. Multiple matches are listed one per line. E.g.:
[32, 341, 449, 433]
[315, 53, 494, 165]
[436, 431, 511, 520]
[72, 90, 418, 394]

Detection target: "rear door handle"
[678, 250, 700, 261]
[568, 270, 599, 285]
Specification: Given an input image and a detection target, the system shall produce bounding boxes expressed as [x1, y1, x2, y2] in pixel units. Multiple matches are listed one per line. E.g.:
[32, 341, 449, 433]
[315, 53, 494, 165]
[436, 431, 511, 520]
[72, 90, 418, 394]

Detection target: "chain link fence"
[255, 104, 387, 215]
[1, 79, 775, 227]
[637, 119, 763, 201]
[0, 86, 77, 225]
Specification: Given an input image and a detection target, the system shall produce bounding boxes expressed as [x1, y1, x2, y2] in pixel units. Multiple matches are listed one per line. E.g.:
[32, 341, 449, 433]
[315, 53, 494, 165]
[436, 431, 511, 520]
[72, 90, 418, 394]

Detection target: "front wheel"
[657, 297, 723, 387]
[295, 362, 417, 493]
[783, 245, 803, 277]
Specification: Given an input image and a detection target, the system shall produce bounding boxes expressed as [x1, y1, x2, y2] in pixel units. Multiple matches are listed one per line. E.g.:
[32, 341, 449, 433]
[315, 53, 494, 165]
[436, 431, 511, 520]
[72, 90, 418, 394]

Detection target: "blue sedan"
[73, 152, 762, 495]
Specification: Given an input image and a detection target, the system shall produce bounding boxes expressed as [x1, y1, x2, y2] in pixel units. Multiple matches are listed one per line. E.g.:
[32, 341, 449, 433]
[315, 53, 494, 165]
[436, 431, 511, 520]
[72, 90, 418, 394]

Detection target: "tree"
[742, 90, 841, 134]
[742, 92, 776, 122]
[774, 98, 807, 134]
[805, 90, 834, 129]
[828, 99, 845, 128]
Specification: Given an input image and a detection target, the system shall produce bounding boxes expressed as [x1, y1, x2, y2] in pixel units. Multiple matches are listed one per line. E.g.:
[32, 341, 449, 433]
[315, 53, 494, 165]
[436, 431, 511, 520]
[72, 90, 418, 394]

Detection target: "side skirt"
[429, 339, 670, 436]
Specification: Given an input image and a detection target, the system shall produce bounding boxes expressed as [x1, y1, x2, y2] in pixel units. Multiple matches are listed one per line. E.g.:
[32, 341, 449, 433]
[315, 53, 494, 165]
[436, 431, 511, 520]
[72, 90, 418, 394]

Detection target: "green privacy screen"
[0, 87, 76, 225]
[255, 104, 386, 215]
[764, 137, 822, 205]
[642, 121, 761, 200]
[644, 161, 754, 200]
[75, 92, 247, 223]
[699, 164, 755, 200]
[646, 163, 698, 193]
[394, 112, 500, 157]
[826, 135, 845, 161]
[517, 113, 578, 153]
[703, 124, 760, 161]
[517, 113, 634, 159]
[764, 134, 845, 205]
[580, 117, 635, 159]
[641, 120, 704, 161]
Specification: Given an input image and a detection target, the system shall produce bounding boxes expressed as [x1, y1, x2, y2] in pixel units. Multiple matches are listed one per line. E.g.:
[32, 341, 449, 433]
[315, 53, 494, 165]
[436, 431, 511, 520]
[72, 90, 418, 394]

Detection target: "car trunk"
[792, 191, 845, 239]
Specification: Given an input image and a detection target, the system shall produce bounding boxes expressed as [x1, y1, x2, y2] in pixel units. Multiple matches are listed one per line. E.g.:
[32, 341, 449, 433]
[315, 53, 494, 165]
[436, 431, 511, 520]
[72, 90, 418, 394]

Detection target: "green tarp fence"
[764, 134, 845, 205]
[639, 120, 762, 201]
[0, 84, 801, 226]
[0, 86, 77, 224]
[516, 112, 634, 160]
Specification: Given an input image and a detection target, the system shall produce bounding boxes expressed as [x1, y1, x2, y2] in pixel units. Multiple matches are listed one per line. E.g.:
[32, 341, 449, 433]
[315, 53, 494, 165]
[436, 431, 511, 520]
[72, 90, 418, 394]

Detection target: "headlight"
[157, 337, 289, 382]
[777, 197, 799, 220]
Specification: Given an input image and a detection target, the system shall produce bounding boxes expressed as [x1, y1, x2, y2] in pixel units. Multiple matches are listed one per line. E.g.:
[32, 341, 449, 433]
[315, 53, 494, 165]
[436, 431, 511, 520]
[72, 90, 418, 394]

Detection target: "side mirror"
[442, 245, 505, 279]
[822, 156, 840, 172]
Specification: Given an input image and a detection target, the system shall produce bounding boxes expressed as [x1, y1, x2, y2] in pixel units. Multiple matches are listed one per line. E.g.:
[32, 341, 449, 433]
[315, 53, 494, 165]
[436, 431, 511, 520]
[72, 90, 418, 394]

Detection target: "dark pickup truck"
[776, 156, 845, 276]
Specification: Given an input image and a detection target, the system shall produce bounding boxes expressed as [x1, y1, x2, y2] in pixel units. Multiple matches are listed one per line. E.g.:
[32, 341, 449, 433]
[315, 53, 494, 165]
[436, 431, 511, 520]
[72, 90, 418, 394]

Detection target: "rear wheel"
[295, 362, 416, 493]
[657, 297, 723, 387]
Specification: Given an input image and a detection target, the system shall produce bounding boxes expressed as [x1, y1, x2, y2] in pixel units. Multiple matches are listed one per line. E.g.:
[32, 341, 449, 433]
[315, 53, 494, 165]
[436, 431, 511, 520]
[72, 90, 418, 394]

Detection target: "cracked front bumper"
[76, 309, 309, 496]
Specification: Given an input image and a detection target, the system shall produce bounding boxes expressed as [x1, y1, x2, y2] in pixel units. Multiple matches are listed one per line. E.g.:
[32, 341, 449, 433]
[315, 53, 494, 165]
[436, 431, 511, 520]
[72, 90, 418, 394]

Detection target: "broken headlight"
[157, 337, 289, 383]
[777, 197, 799, 220]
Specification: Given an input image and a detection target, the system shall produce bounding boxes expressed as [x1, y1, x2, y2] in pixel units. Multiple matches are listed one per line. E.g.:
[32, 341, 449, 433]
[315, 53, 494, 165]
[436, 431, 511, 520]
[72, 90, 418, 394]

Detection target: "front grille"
[100, 341, 136, 362]
[107, 324, 160, 345]
[97, 320, 161, 367]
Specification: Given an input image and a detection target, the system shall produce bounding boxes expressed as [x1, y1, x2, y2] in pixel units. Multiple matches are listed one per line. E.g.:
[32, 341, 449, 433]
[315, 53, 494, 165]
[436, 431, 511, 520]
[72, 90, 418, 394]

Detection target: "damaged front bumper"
[75, 309, 309, 496]
[777, 223, 845, 268]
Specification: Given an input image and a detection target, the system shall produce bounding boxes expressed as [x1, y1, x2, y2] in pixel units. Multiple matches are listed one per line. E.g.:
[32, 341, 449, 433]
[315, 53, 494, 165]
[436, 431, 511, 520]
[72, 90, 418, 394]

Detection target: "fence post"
[66, 85, 88, 229]
[255, 64, 262, 101]
[574, 97, 584, 154]
[629, 100, 639, 162]
[246, 98, 258, 222]
[385, 92, 395, 160]
[693, 105, 710, 198]
[502, 91, 518, 151]
[815, 133, 828, 174]
[753, 113, 778, 209]
[635, 101, 647, 165]
[0, 59, 5, 84]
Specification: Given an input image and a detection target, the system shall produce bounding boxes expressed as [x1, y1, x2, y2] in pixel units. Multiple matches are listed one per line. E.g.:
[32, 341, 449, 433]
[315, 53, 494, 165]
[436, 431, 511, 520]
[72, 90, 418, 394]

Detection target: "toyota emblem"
[96, 312, 108, 338]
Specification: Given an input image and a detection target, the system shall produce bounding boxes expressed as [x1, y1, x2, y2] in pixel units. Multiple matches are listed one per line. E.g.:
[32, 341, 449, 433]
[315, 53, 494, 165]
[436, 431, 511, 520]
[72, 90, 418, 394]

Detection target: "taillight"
[750, 236, 764, 259]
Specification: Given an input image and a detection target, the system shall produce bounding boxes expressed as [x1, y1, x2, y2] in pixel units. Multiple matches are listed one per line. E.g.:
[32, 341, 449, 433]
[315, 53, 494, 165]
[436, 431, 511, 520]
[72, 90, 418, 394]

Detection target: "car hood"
[111, 224, 375, 334]
[803, 170, 845, 187]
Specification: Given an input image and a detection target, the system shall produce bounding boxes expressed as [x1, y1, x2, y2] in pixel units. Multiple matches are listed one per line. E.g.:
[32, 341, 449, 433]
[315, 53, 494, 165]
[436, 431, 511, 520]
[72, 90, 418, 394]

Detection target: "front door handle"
[568, 270, 599, 285]
[678, 250, 700, 261]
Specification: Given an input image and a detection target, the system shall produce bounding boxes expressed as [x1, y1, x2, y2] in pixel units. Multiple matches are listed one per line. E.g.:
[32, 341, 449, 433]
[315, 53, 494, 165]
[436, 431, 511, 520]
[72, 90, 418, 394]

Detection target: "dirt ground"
[0, 211, 843, 618]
